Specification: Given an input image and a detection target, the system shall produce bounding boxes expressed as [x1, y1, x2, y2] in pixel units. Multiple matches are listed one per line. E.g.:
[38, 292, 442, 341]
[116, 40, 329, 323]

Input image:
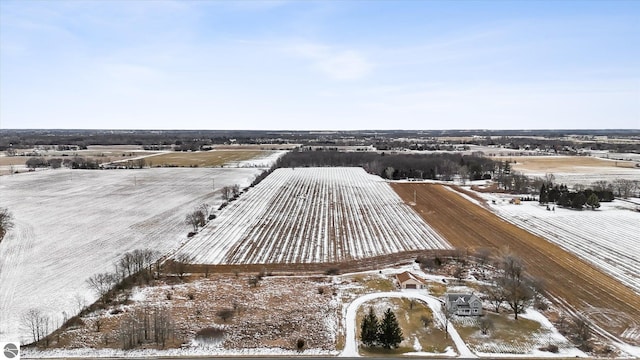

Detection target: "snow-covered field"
[226, 150, 287, 168]
[178, 167, 451, 264]
[534, 170, 639, 187]
[479, 194, 640, 294]
[0, 168, 261, 343]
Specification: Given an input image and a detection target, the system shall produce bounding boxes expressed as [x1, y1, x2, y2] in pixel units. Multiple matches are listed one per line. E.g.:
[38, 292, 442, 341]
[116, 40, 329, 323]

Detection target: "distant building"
[444, 293, 483, 316]
[395, 271, 426, 290]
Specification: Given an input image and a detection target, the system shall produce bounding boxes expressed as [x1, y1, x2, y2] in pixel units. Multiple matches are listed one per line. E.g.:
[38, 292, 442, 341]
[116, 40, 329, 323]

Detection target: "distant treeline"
[2, 129, 638, 153]
[275, 150, 496, 181]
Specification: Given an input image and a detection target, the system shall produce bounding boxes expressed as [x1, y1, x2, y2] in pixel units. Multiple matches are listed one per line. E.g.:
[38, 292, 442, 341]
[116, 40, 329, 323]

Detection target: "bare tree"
[571, 314, 592, 351]
[185, 208, 206, 232]
[135, 158, 146, 169]
[613, 179, 634, 199]
[452, 263, 465, 283]
[221, 186, 233, 201]
[0, 207, 13, 243]
[198, 203, 212, 219]
[21, 308, 50, 344]
[170, 253, 194, 280]
[543, 173, 555, 185]
[73, 293, 88, 313]
[495, 251, 533, 319]
[87, 272, 118, 298]
[478, 316, 494, 335]
[441, 303, 454, 339]
[481, 284, 505, 313]
[231, 184, 241, 196]
[153, 306, 174, 348]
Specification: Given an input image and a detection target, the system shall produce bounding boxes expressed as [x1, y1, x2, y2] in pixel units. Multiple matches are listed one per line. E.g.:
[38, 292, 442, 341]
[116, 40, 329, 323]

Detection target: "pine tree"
[539, 184, 548, 204]
[360, 307, 379, 347]
[378, 308, 403, 349]
[571, 192, 587, 209]
[586, 193, 600, 210]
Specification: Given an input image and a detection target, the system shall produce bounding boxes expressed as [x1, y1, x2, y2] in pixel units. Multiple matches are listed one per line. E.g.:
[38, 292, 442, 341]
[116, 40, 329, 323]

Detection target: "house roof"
[445, 293, 480, 304]
[396, 271, 424, 284]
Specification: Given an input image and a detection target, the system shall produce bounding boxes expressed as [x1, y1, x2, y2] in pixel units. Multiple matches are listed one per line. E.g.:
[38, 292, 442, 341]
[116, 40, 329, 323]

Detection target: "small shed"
[445, 293, 483, 316]
[396, 271, 426, 290]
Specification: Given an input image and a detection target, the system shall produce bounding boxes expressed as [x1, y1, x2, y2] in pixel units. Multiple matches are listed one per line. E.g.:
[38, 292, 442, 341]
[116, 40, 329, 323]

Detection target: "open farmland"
[177, 168, 451, 265]
[484, 197, 640, 294]
[391, 183, 640, 347]
[492, 155, 640, 185]
[147, 150, 268, 167]
[0, 167, 261, 343]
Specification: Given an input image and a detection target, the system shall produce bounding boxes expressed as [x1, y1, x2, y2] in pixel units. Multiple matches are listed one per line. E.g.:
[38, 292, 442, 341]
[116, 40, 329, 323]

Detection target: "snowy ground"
[0, 168, 261, 343]
[177, 167, 451, 264]
[16, 263, 592, 358]
[477, 193, 640, 295]
[226, 150, 287, 168]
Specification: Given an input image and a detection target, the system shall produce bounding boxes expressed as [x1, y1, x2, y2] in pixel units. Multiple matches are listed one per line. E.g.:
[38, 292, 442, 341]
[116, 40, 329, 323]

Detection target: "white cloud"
[290, 43, 373, 80]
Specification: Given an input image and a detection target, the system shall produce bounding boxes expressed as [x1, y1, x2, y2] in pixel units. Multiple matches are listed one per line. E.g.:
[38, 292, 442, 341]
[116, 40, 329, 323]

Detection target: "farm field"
[148, 150, 271, 167]
[177, 168, 451, 265]
[0, 146, 159, 175]
[492, 155, 640, 185]
[391, 183, 640, 347]
[0, 167, 262, 343]
[482, 196, 640, 294]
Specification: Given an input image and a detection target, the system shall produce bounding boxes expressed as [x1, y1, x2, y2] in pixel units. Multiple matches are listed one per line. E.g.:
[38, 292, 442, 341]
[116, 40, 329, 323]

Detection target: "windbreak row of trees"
[275, 150, 497, 181]
[540, 183, 611, 210]
[25, 156, 101, 169]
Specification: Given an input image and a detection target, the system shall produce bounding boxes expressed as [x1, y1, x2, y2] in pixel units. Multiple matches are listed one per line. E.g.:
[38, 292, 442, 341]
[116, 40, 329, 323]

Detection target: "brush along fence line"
[177, 167, 451, 264]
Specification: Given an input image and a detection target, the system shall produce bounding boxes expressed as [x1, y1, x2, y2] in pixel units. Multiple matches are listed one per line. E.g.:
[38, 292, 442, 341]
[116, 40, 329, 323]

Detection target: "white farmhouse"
[445, 293, 483, 316]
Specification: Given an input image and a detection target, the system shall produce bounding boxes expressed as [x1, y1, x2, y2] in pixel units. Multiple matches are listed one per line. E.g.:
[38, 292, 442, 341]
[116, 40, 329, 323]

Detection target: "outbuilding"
[396, 271, 426, 289]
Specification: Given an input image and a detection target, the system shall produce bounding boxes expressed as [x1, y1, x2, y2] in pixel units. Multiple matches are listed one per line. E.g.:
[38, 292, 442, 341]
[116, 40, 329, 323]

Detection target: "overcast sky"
[1, 0, 638, 130]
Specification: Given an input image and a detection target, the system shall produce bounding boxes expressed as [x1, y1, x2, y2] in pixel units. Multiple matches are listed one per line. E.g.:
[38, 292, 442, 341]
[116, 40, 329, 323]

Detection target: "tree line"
[21, 248, 192, 347]
[275, 150, 497, 181]
[539, 183, 610, 210]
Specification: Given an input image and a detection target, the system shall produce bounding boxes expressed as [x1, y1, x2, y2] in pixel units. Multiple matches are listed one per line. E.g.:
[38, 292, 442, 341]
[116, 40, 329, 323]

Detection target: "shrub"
[539, 344, 559, 353]
[296, 338, 305, 351]
[325, 267, 340, 275]
[216, 308, 235, 323]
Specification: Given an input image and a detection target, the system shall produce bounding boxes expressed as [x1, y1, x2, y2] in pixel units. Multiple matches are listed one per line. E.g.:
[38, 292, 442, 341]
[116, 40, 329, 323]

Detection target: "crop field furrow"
[391, 183, 640, 345]
[178, 168, 451, 265]
[488, 199, 640, 294]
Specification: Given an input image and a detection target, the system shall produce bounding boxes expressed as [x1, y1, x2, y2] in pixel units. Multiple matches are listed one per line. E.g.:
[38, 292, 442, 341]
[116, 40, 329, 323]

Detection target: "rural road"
[340, 291, 475, 358]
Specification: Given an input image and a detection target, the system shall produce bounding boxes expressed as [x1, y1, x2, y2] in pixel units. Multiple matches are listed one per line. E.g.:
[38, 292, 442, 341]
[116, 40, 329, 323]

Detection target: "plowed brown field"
[392, 183, 640, 345]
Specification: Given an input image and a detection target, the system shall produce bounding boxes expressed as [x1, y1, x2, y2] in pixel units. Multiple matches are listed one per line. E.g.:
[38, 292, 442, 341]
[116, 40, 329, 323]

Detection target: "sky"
[0, 0, 639, 130]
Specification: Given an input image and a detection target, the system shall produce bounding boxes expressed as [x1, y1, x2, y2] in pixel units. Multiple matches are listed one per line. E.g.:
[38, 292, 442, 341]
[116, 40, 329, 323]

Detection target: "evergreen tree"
[586, 193, 600, 210]
[539, 184, 548, 204]
[558, 191, 571, 207]
[548, 185, 560, 203]
[571, 192, 587, 209]
[360, 307, 379, 347]
[378, 308, 403, 349]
